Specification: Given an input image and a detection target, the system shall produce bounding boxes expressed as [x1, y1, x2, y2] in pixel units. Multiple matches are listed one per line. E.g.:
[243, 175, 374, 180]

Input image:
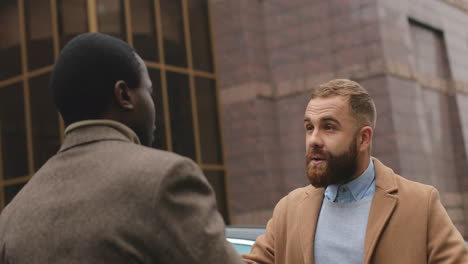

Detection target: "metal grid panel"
[0, 0, 229, 221]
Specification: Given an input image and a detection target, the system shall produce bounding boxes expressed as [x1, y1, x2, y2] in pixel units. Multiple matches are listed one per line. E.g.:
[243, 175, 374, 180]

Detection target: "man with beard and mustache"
[242, 79, 468, 264]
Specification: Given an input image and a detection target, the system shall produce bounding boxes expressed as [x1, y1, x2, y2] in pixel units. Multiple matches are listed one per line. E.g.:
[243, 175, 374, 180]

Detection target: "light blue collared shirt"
[324, 160, 375, 203]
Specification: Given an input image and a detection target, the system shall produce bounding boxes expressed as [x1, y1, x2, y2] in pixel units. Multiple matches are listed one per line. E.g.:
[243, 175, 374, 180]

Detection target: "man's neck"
[349, 154, 371, 182]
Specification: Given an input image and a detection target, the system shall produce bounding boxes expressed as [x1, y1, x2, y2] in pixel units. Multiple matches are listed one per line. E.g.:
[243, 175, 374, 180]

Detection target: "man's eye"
[325, 125, 334, 130]
[305, 125, 313, 131]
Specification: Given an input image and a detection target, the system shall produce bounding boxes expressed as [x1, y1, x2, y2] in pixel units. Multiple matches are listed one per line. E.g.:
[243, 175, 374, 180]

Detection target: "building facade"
[1, 0, 468, 237]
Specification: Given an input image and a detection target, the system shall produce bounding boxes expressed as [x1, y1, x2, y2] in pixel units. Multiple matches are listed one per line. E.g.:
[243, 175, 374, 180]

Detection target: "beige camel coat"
[243, 158, 468, 264]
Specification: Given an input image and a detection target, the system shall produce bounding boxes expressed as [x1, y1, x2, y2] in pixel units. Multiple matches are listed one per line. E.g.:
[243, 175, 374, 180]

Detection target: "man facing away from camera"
[242, 79, 468, 264]
[0, 33, 244, 264]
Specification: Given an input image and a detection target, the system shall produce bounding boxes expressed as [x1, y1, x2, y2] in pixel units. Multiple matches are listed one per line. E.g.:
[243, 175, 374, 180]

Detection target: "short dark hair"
[50, 33, 141, 125]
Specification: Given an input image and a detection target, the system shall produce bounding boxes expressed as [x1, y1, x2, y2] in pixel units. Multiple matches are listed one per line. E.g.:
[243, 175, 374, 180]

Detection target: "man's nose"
[307, 129, 324, 149]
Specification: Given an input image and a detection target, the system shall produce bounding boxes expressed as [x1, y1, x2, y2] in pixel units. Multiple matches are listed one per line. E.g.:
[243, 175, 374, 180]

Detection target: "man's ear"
[114, 80, 134, 110]
[358, 126, 373, 152]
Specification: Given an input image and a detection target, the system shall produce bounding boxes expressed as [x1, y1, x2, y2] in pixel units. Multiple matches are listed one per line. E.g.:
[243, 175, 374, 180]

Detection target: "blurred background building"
[1, 0, 467, 238]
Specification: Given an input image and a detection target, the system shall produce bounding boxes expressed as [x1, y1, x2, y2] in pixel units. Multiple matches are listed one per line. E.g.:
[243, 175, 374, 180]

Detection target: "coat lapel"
[363, 158, 399, 264]
[298, 186, 324, 264]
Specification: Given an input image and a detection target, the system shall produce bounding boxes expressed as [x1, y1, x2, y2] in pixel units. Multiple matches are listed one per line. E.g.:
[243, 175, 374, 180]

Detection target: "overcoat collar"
[59, 120, 140, 153]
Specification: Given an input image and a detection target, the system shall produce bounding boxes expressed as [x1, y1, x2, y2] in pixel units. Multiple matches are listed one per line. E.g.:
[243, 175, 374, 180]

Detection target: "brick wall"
[212, 0, 277, 225]
[377, 0, 468, 235]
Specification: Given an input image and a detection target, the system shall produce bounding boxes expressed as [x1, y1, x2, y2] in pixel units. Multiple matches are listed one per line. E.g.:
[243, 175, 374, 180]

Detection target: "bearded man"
[242, 79, 468, 264]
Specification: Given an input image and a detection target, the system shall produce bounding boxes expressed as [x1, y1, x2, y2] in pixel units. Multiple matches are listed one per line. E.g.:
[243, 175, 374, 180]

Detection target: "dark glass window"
[148, 68, 166, 150]
[204, 170, 228, 223]
[166, 71, 195, 160]
[25, 0, 54, 71]
[160, 0, 187, 67]
[0, 0, 22, 80]
[4, 182, 26, 205]
[29, 74, 61, 170]
[130, 0, 159, 62]
[0, 83, 29, 180]
[58, 0, 88, 47]
[97, 0, 126, 40]
[189, 0, 213, 72]
[195, 77, 223, 164]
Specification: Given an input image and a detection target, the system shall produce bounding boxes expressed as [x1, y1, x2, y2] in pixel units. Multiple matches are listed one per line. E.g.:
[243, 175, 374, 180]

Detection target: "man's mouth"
[309, 157, 326, 165]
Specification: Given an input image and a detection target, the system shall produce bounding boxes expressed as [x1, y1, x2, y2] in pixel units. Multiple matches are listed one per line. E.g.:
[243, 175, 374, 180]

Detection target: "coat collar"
[299, 186, 324, 264]
[363, 157, 399, 264]
[372, 157, 398, 194]
[59, 120, 140, 153]
[298, 157, 399, 264]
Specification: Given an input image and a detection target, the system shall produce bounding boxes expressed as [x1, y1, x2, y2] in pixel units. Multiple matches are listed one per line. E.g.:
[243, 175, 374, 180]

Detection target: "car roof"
[226, 226, 266, 241]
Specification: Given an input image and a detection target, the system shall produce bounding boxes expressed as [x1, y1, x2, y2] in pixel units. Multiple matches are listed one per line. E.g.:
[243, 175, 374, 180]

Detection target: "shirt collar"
[324, 159, 375, 202]
[64, 119, 141, 145]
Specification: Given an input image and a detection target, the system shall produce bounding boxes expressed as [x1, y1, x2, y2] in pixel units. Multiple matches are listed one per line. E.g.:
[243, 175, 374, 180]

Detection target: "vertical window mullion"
[18, 0, 35, 174]
[50, 0, 65, 143]
[154, 0, 173, 151]
[87, 0, 98, 32]
[208, 0, 231, 223]
[123, 0, 132, 46]
[182, 0, 202, 164]
[0, 123, 4, 209]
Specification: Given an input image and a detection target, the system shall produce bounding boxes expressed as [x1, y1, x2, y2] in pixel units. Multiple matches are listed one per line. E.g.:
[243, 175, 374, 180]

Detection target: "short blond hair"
[311, 79, 376, 129]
